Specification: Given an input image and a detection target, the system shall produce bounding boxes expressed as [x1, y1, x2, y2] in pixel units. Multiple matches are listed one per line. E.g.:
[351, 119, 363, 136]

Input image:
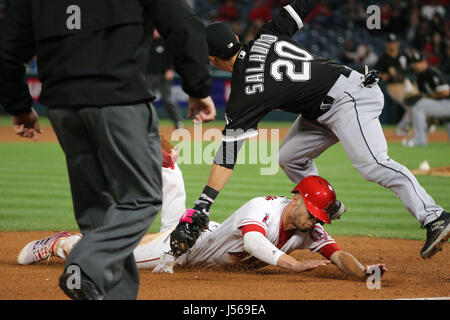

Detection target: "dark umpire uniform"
[146, 35, 184, 129]
[0, 0, 211, 299]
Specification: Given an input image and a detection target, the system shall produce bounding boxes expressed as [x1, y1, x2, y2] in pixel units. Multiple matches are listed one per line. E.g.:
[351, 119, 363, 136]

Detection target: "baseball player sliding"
[169, 0, 449, 260]
[18, 176, 386, 282]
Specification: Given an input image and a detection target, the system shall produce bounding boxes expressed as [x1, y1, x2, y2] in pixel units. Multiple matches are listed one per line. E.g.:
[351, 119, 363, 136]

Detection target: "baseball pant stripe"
[345, 91, 439, 220]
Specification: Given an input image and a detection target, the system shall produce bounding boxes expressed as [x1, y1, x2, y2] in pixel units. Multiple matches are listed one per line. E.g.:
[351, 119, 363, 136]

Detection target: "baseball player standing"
[146, 29, 185, 130]
[402, 51, 450, 147]
[169, 0, 449, 261]
[19, 176, 387, 283]
[0, 0, 215, 300]
[375, 34, 412, 136]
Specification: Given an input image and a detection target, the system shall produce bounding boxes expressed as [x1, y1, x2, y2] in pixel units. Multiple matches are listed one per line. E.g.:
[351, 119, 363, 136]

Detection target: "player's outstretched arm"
[330, 250, 387, 281]
[205, 163, 234, 192]
[277, 253, 330, 273]
[243, 231, 330, 272]
[187, 138, 245, 216]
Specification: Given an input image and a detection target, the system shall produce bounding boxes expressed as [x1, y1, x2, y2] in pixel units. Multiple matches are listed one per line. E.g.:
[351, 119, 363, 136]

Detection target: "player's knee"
[355, 156, 403, 185]
[277, 148, 291, 168]
[354, 158, 389, 184]
[278, 149, 307, 172]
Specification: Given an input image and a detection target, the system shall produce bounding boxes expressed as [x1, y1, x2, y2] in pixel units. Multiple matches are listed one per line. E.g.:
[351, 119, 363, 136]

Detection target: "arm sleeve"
[243, 231, 285, 266]
[258, 0, 319, 37]
[0, 0, 36, 115]
[143, 0, 211, 98]
[213, 139, 245, 169]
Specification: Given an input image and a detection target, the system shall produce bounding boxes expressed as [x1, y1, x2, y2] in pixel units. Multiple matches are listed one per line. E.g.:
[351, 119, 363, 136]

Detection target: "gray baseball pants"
[48, 103, 162, 299]
[411, 98, 450, 145]
[278, 71, 444, 226]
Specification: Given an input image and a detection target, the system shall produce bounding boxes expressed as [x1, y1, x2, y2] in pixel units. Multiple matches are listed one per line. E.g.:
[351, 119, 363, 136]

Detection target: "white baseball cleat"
[17, 232, 71, 265]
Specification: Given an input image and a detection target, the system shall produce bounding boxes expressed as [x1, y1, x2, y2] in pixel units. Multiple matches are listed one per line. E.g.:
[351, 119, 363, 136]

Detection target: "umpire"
[0, 0, 215, 300]
[146, 29, 184, 129]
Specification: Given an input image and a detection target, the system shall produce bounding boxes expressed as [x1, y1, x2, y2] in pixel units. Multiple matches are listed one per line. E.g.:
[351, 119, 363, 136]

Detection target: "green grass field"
[1, 120, 449, 240]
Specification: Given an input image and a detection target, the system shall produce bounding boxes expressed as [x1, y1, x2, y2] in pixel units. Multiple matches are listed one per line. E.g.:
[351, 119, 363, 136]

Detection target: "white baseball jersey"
[134, 196, 341, 270]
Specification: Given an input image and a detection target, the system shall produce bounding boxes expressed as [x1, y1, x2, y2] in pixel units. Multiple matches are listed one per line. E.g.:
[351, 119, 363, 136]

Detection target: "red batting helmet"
[291, 176, 336, 224]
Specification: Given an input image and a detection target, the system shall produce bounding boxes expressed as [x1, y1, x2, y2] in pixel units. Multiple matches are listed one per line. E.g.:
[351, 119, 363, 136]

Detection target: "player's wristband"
[193, 186, 219, 213]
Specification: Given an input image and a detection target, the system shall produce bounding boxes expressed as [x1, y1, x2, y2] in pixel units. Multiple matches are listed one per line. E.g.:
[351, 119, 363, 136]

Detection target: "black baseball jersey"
[417, 66, 449, 97]
[375, 52, 408, 84]
[222, 2, 350, 141]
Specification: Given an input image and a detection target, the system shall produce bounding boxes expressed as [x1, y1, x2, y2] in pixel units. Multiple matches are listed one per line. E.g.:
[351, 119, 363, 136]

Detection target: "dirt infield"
[0, 125, 448, 143]
[0, 231, 449, 300]
[412, 166, 450, 177]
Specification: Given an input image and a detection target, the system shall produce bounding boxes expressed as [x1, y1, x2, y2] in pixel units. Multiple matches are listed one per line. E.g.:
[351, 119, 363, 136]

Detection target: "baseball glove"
[170, 209, 210, 257]
[160, 133, 174, 153]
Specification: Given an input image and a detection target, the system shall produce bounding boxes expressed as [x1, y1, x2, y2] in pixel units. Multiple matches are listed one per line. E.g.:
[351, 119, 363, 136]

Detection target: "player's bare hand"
[188, 96, 216, 123]
[365, 263, 387, 277]
[296, 259, 330, 273]
[12, 108, 43, 142]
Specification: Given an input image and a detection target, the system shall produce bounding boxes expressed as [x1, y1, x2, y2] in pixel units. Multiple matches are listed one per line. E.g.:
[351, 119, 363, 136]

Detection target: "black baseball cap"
[206, 22, 241, 60]
[410, 51, 425, 63]
[386, 33, 398, 42]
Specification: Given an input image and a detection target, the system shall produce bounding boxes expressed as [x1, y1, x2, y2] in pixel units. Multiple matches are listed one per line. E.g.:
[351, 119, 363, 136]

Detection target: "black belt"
[323, 95, 335, 105]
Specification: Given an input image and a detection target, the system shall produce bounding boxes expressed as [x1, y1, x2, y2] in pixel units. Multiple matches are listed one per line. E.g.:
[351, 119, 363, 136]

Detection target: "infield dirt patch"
[412, 165, 450, 177]
[1, 231, 449, 300]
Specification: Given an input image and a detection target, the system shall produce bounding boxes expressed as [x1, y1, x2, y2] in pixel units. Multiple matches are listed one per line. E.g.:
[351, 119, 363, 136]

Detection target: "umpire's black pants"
[48, 103, 162, 299]
[146, 74, 183, 127]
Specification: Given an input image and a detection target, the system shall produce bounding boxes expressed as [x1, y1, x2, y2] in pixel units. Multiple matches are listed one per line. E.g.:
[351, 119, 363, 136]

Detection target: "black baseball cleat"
[420, 211, 450, 259]
[59, 264, 104, 300]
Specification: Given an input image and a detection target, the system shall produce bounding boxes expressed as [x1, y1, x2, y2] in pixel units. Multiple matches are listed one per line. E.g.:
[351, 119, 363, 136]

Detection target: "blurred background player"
[146, 29, 185, 130]
[402, 51, 450, 147]
[375, 34, 412, 136]
[18, 176, 387, 283]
